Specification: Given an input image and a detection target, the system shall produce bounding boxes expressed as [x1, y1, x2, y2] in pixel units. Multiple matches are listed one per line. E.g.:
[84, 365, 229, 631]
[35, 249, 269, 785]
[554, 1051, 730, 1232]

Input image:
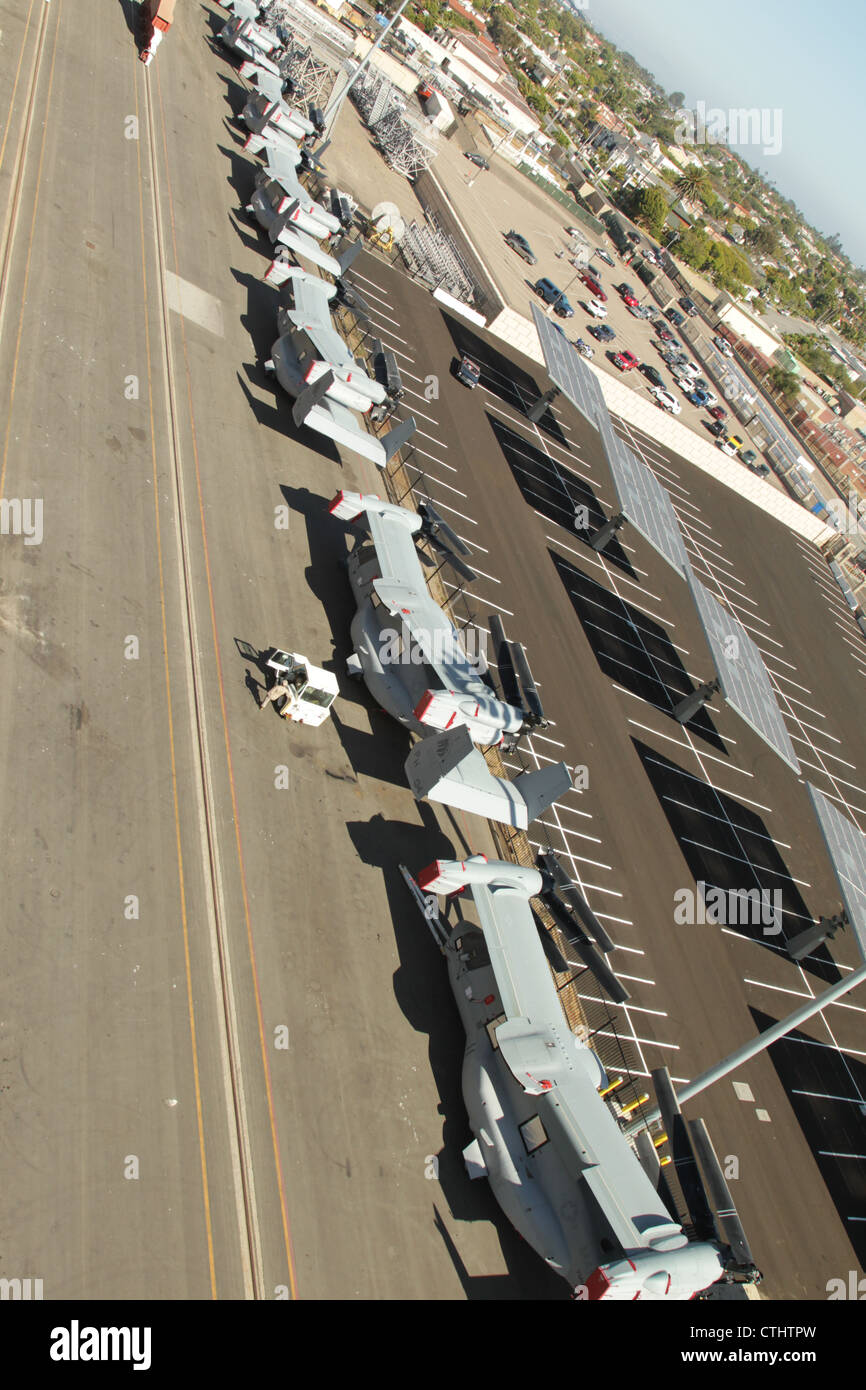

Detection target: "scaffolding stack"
[351, 68, 439, 179]
[399, 216, 476, 304]
[260, 0, 352, 107]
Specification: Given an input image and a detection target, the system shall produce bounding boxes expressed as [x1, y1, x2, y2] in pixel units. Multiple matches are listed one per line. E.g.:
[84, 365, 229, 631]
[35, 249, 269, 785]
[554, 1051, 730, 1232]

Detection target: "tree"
[767, 366, 800, 401]
[749, 224, 779, 257]
[630, 184, 669, 237]
[668, 90, 685, 109]
[673, 164, 712, 207]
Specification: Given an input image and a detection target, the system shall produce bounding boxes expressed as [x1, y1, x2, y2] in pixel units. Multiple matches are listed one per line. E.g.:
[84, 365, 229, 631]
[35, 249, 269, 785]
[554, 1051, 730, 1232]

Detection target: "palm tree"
[672, 164, 711, 207]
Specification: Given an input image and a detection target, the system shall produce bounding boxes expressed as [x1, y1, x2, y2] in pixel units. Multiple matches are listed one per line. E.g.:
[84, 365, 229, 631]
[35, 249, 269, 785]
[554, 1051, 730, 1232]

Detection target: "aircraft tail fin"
[336, 239, 362, 276]
[292, 369, 335, 428]
[382, 415, 416, 464]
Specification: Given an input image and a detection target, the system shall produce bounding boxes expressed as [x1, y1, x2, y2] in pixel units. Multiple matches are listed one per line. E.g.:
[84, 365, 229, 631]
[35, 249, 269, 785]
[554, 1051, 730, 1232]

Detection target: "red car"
[708, 405, 728, 421]
[617, 283, 639, 307]
[581, 272, 607, 301]
[613, 350, 639, 371]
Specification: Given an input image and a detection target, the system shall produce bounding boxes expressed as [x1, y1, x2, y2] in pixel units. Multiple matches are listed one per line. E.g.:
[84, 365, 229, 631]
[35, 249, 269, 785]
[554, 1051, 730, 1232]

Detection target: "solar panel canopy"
[686, 570, 801, 773]
[806, 785, 866, 956]
[593, 406, 690, 581]
[531, 303, 605, 426]
[532, 304, 690, 580]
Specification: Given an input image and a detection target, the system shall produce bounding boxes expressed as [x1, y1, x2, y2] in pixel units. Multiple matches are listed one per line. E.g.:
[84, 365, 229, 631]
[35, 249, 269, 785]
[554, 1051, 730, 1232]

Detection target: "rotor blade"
[635, 1130, 680, 1224]
[532, 909, 570, 974]
[424, 533, 477, 584]
[651, 1067, 716, 1243]
[542, 893, 631, 1004]
[418, 501, 472, 556]
[510, 641, 545, 725]
[488, 614, 521, 708]
[537, 851, 616, 954]
[688, 1117, 760, 1274]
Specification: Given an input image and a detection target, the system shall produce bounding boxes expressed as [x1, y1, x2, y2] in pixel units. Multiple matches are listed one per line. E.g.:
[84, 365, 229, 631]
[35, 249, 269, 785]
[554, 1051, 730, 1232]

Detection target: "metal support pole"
[673, 677, 719, 724]
[318, 0, 411, 150]
[589, 512, 626, 552]
[629, 960, 866, 1133]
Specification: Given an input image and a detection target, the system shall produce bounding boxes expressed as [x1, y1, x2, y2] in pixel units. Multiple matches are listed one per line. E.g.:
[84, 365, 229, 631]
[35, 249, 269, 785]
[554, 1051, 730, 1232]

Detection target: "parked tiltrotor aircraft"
[329, 490, 573, 827]
[406, 855, 762, 1299]
[263, 273, 415, 467]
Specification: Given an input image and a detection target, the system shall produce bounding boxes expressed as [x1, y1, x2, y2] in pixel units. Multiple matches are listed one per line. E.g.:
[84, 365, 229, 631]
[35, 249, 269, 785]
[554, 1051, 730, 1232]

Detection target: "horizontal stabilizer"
[292, 370, 335, 428]
[463, 1140, 487, 1180]
[238, 59, 282, 91]
[270, 225, 343, 278]
[404, 726, 570, 829]
[329, 489, 382, 522]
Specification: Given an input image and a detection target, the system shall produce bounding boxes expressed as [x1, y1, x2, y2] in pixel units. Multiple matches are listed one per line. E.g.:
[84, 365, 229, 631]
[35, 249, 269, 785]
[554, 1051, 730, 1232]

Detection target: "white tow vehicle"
[264, 650, 337, 726]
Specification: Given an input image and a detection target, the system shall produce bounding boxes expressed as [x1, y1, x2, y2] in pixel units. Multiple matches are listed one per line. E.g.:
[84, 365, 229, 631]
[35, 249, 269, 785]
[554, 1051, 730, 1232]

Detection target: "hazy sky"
[585, 0, 866, 268]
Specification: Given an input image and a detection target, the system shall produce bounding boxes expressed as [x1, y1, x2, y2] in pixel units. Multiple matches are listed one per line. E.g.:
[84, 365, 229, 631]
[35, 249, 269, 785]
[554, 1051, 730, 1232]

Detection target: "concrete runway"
[0, 0, 863, 1304]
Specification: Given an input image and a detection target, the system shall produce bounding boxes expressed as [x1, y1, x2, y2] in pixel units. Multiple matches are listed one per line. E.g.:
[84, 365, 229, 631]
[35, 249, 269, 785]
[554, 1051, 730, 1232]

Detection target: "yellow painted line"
[0, 0, 56, 501]
[0, 0, 36, 181]
[133, 73, 218, 1302]
[153, 65, 299, 1299]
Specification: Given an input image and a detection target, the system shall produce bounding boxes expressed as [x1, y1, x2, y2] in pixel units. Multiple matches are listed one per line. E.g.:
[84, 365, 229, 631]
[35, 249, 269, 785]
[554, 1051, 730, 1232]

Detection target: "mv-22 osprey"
[403, 854, 762, 1299]
[329, 490, 573, 827]
[263, 271, 416, 469]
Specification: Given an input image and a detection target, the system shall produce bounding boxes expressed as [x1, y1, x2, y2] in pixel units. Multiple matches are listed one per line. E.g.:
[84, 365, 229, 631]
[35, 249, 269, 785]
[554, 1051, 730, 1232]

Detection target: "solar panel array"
[593, 405, 691, 581]
[532, 306, 801, 772]
[531, 303, 605, 426]
[806, 785, 866, 956]
[686, 570, 801, 773]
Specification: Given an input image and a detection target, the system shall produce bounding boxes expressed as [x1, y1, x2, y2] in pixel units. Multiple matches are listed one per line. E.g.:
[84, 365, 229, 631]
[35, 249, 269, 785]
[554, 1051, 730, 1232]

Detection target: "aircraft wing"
[297, 319, 358, 375]
[289, 273, 339, 324]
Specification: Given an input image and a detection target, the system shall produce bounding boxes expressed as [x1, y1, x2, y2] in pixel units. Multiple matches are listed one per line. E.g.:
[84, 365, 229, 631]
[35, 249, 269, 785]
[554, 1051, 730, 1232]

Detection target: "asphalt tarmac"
[340, 251, 866, 1299]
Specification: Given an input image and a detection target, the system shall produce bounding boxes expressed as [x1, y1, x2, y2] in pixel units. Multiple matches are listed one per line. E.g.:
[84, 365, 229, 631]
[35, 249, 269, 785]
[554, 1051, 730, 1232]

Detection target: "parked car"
[708, 405, 728, 421]
[575, 338, 594, 359]
[655, 323, 676, 344]
[740, 449, 757, 467]
[666, 308, 686, 327]
[581, 273, 607, 301]
[465, 152, 490, 169]
[584, 298, 608, 318]
[595, 248, 615, 267]
[652, 388, 681, 415]
[628, 303, 653, 319]
[707, 419, 727, 438]
[679, 296, 699, 317]
[534, 278, 574, 316]
[617, 283, 639, 307]
[627, 230, 641, 244]
[456, 355, 481, 388]
[613, 349, 639, 371]
[505, 229, 537, 264]
[588, 323, 616, 342]
[687, 389, 713, 407]
[717, 434, 745, 456]
[680, 360, 701, 378]
[713, 335, 734, 358]
[640, 363, 665, 388]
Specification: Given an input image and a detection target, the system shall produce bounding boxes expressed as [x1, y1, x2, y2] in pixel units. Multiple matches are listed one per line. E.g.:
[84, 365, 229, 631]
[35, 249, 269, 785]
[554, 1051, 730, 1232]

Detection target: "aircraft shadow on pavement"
[217, 143, 257, 204]
[214, 71, 249, 118]
[633, 739, 830, 965]
[439, 313, 569, 448]
[751, 1007, 866, 1272]
[552, 551, 726, 750]
[490, 416, 638, 580]
[278, 484, 368, 699]
[345, 811, 568, 1298]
